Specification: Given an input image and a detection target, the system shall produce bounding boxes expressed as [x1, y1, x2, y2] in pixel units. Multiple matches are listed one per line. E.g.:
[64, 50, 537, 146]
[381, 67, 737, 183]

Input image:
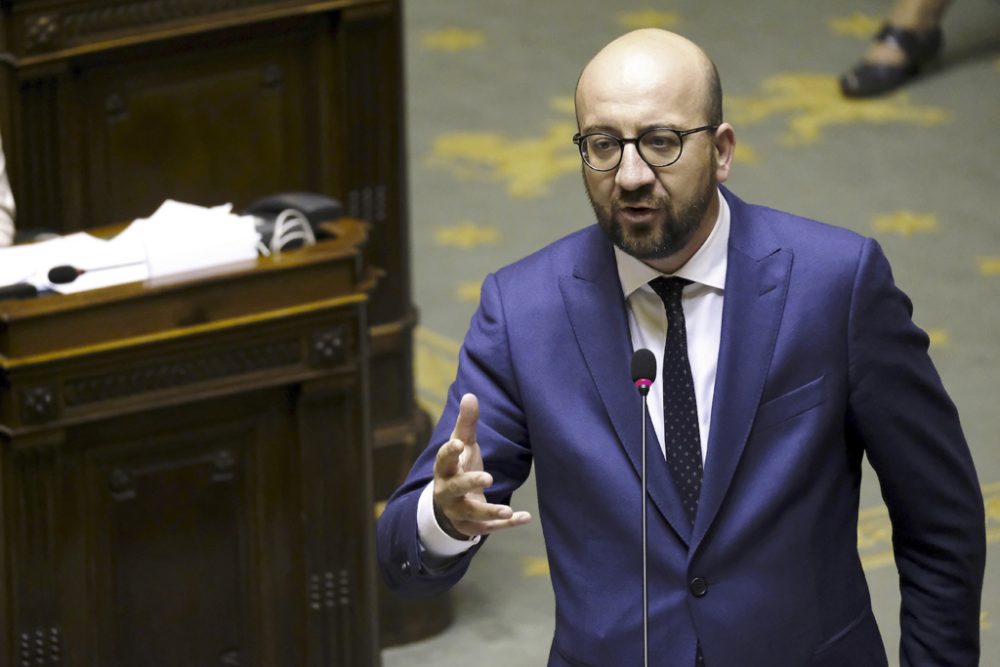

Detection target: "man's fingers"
[446, 494, 510, 521]
[451, 393, 479, 447]
[433, 438, 464, 478]
[440, 471, 493, 500]
[452, 511, 533, 536]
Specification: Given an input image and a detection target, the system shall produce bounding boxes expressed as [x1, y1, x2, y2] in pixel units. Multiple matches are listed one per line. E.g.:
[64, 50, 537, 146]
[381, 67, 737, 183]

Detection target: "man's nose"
[615, 143, 656, 190]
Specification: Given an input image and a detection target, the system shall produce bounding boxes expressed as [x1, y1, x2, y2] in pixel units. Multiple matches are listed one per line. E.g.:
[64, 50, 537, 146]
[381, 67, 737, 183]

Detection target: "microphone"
[47, 262, 144, 285]
[631, 348, 656, 396]
[0, 282, 39, 300]
[630, 348, 656, 667]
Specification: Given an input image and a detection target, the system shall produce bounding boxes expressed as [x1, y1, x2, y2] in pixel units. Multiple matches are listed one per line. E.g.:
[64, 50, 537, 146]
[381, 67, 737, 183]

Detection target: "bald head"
[576, 29, 722, 129]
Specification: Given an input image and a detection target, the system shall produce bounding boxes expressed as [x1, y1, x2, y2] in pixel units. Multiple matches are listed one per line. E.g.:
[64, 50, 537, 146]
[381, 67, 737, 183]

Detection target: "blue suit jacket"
[377, 189, 985, 666]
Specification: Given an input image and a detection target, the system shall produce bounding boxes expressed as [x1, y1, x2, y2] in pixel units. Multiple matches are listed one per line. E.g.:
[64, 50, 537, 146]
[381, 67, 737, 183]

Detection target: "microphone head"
[631, 348, 656, 396]
[48, 265, 82, 284]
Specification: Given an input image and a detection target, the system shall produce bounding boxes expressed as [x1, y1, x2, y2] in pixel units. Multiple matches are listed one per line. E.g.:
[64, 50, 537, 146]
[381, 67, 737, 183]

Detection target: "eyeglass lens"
[581, 130, 683, 170]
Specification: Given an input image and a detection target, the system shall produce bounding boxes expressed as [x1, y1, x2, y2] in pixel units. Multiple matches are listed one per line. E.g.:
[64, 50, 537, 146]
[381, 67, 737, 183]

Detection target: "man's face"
[576, 62, 721, 266]
[582, 141, 717, 263]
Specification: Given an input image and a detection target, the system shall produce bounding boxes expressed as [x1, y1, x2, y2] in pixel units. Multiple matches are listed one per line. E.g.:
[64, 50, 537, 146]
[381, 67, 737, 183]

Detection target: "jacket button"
[401, 560, 411, 574]
[689, 576, 708, 597]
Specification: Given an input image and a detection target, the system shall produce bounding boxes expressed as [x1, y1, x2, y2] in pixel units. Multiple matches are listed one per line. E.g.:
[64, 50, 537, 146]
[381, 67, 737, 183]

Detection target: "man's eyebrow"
[579, 124, 619, 135]
[579, 123, 682, 136]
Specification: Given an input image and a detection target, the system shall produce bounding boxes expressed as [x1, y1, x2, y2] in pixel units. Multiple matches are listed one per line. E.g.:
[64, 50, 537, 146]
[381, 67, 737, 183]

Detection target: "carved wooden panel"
[80, 23, 315, 228]
[7, 443, 64, 667]
[94, 429, 249, 665]
[297, 377, 377, 666]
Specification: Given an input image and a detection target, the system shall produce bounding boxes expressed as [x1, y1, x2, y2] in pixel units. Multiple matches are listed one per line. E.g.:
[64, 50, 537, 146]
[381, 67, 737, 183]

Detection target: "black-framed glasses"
[572, 125, 718, 171]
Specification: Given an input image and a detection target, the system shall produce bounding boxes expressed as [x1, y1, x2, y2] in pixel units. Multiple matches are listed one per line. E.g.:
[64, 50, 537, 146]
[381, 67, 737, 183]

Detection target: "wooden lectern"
[0, 0, 451, 648]
[0, 219, 379, 666]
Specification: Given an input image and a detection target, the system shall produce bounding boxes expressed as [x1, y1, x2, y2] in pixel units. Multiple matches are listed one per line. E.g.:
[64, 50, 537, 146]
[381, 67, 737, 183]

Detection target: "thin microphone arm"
[631, 348, 656, 667]
[641, 392, 649, 667]
[47, 261, 146, 285]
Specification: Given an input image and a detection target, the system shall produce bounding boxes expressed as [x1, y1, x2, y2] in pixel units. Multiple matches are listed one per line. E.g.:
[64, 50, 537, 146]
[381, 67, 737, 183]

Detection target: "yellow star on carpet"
[727, 73, 949, 146]
[434, 221, 499, 248]
[422, 27, 486, 53]
[734, 143, 759, 165]
[857, 505, 894, 570]
[550, 96, 575, 114]
[415, 326, 460, 415]
[985, 482, 1000, 543]
[523, 556, 550, 577]
[828, 12, 882, 39]
[926, 329, 949, 348]
[872, 210, 939, 236]
[979, 257, 1000, 275]
[427, 120, 580, 198]
[618, 9, 681, 30]
[456, 281, 482, 302]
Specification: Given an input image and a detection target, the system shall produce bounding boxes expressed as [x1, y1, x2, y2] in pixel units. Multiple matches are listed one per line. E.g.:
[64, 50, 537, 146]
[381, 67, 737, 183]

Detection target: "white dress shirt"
[617, 190, 729, 463]
[0, 133, 15, 246]
[417, 189, 730, 557]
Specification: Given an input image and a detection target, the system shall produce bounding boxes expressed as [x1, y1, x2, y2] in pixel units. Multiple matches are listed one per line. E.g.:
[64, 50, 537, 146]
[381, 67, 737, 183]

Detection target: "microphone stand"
[631, 349, 655, 667]
[641, 392, 649, 667]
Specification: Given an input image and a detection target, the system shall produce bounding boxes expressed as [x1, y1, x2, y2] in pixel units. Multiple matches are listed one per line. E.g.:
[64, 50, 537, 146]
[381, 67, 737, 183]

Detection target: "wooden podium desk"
[0, 218, 380, 666]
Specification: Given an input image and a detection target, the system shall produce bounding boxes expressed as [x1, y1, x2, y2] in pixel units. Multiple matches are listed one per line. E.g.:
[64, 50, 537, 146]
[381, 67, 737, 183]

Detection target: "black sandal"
[839, 24, 943, 98]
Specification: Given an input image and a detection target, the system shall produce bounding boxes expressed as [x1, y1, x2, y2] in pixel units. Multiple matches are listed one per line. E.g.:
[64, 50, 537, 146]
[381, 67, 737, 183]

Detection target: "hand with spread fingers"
[432, 393, 532, 540]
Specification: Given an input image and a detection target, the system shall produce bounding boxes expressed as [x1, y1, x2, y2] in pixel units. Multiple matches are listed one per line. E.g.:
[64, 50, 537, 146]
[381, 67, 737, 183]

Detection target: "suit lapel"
[559, 227, 693, 544]
[691, 190, 791, 552]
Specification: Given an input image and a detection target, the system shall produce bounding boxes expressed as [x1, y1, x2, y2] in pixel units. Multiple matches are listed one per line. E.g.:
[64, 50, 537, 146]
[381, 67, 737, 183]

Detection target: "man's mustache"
[614, 194, 666, 209]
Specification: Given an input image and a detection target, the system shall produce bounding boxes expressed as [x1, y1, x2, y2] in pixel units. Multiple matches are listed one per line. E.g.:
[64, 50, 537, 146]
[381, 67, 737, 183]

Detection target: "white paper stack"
[0, 200, 261, 295]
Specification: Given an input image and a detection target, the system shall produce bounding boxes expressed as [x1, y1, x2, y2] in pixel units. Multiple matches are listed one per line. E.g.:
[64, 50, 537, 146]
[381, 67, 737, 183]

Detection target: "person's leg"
[840, 0, 952, 97]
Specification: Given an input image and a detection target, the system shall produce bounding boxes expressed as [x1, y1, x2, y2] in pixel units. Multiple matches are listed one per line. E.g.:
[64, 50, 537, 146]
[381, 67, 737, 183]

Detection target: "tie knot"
[649, 276, 691, 306]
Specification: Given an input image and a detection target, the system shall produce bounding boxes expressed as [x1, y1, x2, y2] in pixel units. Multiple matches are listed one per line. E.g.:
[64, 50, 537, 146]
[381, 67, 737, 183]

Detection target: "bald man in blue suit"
[377, 29, 985, 666]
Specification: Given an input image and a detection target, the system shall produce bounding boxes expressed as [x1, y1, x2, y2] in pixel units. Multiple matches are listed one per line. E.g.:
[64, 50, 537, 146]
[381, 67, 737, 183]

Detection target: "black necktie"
[650, 277, 707, 666]
[649, 277, 703, 525]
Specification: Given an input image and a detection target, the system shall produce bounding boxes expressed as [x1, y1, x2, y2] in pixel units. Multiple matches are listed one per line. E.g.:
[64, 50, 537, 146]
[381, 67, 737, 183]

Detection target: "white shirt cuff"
[417, 480, 481, 558]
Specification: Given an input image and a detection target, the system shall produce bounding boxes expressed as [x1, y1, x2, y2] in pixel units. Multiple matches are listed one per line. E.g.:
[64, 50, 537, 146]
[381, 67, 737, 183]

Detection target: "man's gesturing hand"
[432, 393, 532, 540]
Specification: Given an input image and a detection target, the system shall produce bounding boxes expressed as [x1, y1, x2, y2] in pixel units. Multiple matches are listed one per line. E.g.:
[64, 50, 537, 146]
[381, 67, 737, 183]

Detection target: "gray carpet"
[386, 0, 1000, 664]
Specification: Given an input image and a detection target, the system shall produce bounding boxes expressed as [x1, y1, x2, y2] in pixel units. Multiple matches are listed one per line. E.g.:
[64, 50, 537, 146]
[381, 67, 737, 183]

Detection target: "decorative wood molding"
[25, 15, 59, 51]
[18, 627, 62, 667]
[108, 468, 135, 502]
[24, 0, 278, 53]
[308, 569, 351, 612]
[63, 339, 302, 407]
[347, 184, 388, 223]
[19, 385, 57, 424]
[310, 326, 351, 367]
[211, 449, 237, 483]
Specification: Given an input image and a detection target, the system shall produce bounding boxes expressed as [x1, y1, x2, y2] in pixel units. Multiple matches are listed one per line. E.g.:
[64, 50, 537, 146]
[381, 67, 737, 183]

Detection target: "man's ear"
[713, 123, 736, 183]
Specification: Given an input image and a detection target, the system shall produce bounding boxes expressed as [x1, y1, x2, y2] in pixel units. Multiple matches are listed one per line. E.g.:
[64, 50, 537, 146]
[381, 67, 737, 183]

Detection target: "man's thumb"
[452, 393, 479, 445]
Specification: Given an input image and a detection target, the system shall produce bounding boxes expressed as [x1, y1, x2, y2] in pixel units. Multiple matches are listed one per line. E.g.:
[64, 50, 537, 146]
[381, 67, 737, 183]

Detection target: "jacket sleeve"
[376, 271, 533, 598]
[846, 238, 986, 665]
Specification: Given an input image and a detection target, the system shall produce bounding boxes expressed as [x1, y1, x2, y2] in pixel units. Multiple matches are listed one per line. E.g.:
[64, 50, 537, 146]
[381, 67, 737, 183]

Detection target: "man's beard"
[586, 178, 715, 261]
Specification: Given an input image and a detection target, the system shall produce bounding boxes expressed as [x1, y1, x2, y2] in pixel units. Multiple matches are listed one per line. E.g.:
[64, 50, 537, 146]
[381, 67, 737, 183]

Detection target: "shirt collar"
[614, 188, 730, 298]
